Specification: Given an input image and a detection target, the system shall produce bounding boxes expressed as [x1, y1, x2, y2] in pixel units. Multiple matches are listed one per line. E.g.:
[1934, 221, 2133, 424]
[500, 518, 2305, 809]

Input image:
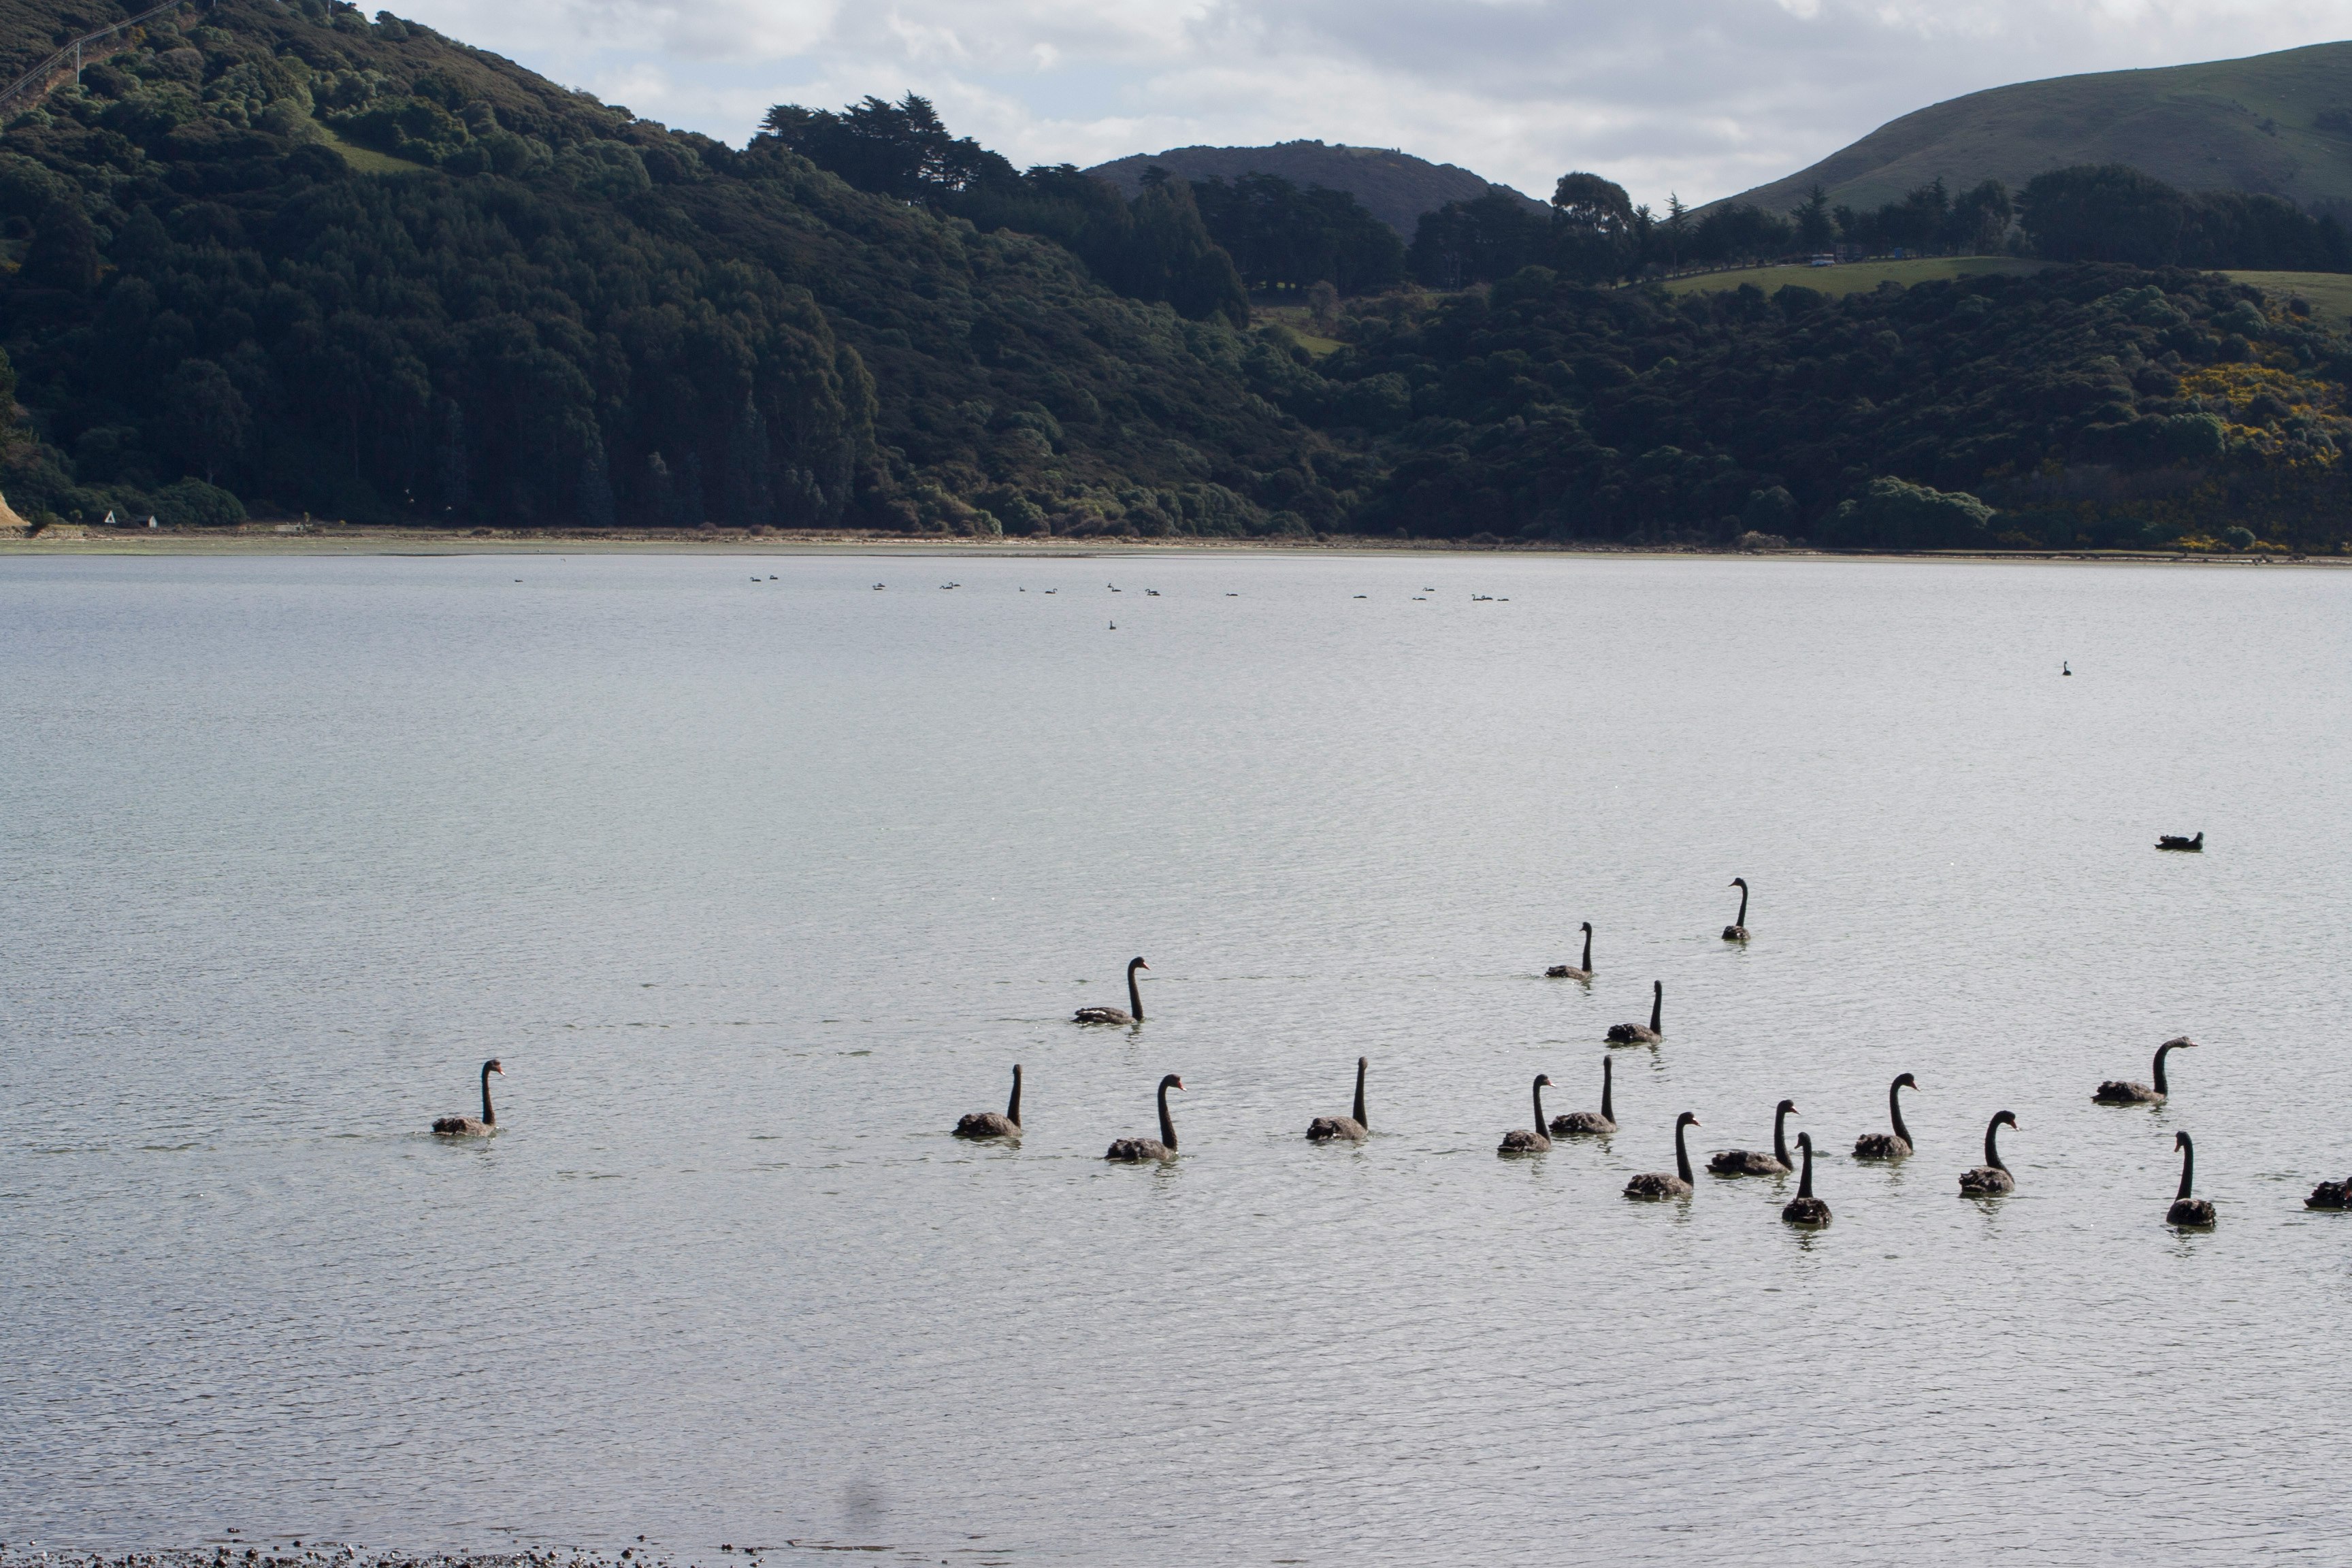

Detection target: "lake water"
[3, 550, 2349, 1566]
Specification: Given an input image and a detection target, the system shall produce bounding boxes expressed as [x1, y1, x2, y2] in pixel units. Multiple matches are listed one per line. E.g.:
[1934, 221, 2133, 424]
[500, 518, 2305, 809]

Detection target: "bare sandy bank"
[0, 523, 2342, 567]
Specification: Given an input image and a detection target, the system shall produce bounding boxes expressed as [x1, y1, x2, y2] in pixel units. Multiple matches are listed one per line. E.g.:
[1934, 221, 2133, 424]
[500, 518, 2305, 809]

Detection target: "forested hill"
[1718, 42, 2352, 220]
[0, 0, 1345, 535]
[1088, 142, 1548, 238]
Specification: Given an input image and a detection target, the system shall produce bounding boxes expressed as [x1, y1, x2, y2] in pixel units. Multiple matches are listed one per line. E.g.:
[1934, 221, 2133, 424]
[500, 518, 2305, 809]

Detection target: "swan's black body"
[2094, 1036, 2194, 1104]
[1626, 1112, 1699, 1199]
[1710, 1099, 1795, 1176]
[2306, 1177, 2352, 1209]
[1547, 922, 1594, 981]
[1722, 877, 1750, 941]
[1106, 1074, 1183, 1162]
[1959, 1110, 2018, 1195]
[1308, 1057, 1369, 1142]
[1550, 1055, 1617, 1136]
[1606, 981, 1663, 1045]
[432, 1059, 503, 1137]
[2157, 832, 2204, 852]
[954, 1064, 1023, 1139]
[1854, 1073, 1918, 1160]
[2166, 1130, 2215, 1226]
[1499, 1074, 1554, 1154]
[1074, 957, 1148, 1025]
[1782, 1133, 1831, 1227]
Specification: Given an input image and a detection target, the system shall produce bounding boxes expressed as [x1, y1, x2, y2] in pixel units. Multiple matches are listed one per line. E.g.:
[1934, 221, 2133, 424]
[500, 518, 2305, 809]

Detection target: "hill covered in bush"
[0, 0, 1346, 536]
[1254, 263, 2352, 550]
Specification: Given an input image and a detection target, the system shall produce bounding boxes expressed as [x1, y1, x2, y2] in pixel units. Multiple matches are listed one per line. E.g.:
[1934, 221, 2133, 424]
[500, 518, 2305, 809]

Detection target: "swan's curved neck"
[1648, 985, 1662, 1034]
[1889, 1082, 1912, 1145]
[1156, 1082, 1177, 1152]
[1599, 1056, 1614, 1121]
[2176, 1135, 2195, 1201]
[1352, 1059, 1367, 1130]
[2153, 1043, 2178, 1095]
[1128, 964, 1144, 1022]
[480, 1064, 496, 1127]
[1579, 927, 1592, 970]
[1772, 1105, 1791, 1167]
[1531, 1078, 1548, 1137]
[1007, 1066, 1022, 1126]
[1735, 883, 1748, 925]
[1984, 1120, 2007, 1173]
[1797, 1139, 1814, 1199]
[1673, 1119, 1693, 1185]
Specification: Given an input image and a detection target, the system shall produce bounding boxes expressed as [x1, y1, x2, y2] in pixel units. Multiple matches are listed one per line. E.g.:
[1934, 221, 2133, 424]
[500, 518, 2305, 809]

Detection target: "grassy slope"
[1085, 142, 1547, 236]
[1716, 42, 2352, 217]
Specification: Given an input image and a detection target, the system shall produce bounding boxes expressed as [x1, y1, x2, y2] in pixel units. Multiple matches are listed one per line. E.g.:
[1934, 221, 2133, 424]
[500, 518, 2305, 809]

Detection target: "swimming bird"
[2157, 832, 2204, 852]
[1549, 1056, 1617, 1136]
[2305, 1176, 2352, 1209]
[953, 1064, 1022, 1140]
[2093, 1036, 2195, 1104]
[1606, 981, 1663, 1044]
[1709, 1099, 1796, 1176]
[431, 1059, 503, 1137]
[2062, 662, 2071, 675]
[1853, 1073, 1918, 1160]
[1547, 921, 1594, 981]
[1073, 958, 1147, 1025]
[1498, 1074, 1554, 1154]
[1105, 1074, 1183, 1162]
[1722, 877, 1750, 941]
[2166, 1130, 2215, 1227]
[1625, 1112, 1700, 1199]
[1307, 1057, 1370, 1142]
[1958, 1111, 2019, 1196]
[1781, 1133, 1831, 1227]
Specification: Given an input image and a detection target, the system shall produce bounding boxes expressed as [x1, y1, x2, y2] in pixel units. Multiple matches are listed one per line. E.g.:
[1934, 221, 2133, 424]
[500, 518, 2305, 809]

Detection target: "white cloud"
[390, 0, 2352, 206]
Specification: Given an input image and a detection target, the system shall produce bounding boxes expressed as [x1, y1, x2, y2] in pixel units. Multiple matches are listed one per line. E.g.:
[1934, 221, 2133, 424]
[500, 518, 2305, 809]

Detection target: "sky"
[392, 1, 2352, 209]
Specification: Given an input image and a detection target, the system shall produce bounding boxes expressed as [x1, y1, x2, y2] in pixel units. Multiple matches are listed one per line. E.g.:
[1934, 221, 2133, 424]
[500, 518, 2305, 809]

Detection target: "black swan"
[2306, 1177, 2352, 1209]
[1308, 1057, 1369, 1142]
[1105, 1074, 1183, 1162]
[1781, 1133, 1831, 1228]
[1074, 958, 1148, 1025]
[1722, 877, 1750, 942]
[1550, 1056, 1617, 1136]
[1547, 922, 1594, 981]
[1959, 1111, 2019, 1196]
[2094, 1036, 2195, 1104]
[1498, 1074, 1554, 1154]
[2156, 832, 2204, 852]
[1853, 1073, 1918, 1160]
[1606, 981, 1663, 1045]
[953, 1064, 1022, 1140]
[1710, 1099, 1796, 1176]
[2166, 1130, 2215, 1227]
[431, 1059, 503, 1137]
[1625, 1111, 1700, 1199]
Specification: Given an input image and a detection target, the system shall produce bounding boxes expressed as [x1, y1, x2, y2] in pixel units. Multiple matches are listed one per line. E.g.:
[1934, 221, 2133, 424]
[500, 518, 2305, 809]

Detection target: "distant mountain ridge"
[1085, 140, 1548, 236]
[1717, 41, 2352, 218]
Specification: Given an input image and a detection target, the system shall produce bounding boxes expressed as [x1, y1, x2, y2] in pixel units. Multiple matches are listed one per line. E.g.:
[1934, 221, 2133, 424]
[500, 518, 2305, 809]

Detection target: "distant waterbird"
[431, 1059, 504, 1137]
[2157, 832, 2204, 851]
[1547, 921, 1594, 981]
[1959, 1111, 2019, 1196]
[1722, 877, 1750, 941]
[1710, 1100, 1796, 1177]
[1105, 1075, 1183, 1162]
[953, 1064, 1022, 1141]
[1625, 1112, 1700, 1199]
[1073, 958, 1147, 1025]
[1307, 1057, 1369, 1142]
[1782, 1134, 1831, 1227]
[2166, 1130, 2215, 1227]
[1549, 1055, 1617, 1136]
[1606, 981, 1663, 1044]
[1498, 1074, 1554, 1155]
[2093, 1036, 2195, 1104]
[1854, 1073, 1918, 1160]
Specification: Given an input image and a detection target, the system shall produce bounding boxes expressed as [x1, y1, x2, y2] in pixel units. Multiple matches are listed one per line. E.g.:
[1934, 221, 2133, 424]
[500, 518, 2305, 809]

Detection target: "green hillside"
[1087, 142, 1547, 238]
[1659, 257, 2050, 298]
[1718, 42, 2352, 219]
[0, 0, 1344, 535]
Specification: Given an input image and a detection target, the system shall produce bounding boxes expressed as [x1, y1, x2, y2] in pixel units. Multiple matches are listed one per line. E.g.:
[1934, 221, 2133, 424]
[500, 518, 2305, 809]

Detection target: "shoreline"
[0, 526, 2340, 566]
[0, 1549, 788, 1568]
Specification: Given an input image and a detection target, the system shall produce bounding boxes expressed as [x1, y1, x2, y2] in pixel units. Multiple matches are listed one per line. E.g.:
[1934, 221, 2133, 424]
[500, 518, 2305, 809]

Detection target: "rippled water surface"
[4, 551, 2350, 1565]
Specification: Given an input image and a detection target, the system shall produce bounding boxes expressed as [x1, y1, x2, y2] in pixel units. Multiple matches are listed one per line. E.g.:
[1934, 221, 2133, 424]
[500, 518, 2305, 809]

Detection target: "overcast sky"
[393, 1, 2352, 208]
